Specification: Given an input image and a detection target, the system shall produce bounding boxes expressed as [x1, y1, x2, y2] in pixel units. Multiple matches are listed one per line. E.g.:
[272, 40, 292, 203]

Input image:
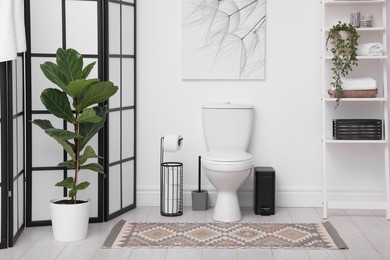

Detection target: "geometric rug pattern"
[103, 220, 348, 249]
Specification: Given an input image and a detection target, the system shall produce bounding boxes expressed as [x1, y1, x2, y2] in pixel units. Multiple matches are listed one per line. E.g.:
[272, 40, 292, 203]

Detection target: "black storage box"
[333, 119, 382, 140]
[254, 167, 275, 215]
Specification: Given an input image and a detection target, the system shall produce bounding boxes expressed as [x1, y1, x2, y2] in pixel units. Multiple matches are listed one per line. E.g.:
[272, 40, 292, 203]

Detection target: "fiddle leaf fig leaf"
[69, 181, 90, 198]
[77, 108, 102, 124]
[80, 146, 100, 165]
[75, 181, 90, 190]
[56, 139, 76, 161]
[44, 129, 81, 140]
[40, 62, 68, 92]
[40, 88, 75, 123]
[32, 119, 76, 160]
[81, 61, 96, 79]
[79, 106, 108, 150]
[80, 163, 104, 173]
[32, 119, 54, 130]
[55, 177, 74, 189]
[58, 160, 75, 169]
[56, 48, 83, 84]
[66, 78, 100, 99]
[75, 82, 118, 112]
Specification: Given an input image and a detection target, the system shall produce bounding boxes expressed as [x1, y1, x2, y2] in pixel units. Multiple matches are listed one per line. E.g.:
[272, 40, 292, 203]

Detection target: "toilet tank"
[202, 103, 254, 151]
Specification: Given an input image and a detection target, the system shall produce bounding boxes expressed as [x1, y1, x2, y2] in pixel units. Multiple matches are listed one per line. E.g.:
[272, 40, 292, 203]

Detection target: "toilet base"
[213, 191, 242, 222]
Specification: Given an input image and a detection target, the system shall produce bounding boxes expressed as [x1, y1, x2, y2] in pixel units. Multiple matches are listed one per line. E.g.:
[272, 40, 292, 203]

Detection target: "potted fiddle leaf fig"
[326, 21, 359, 106]
[32, 48, 118, 241]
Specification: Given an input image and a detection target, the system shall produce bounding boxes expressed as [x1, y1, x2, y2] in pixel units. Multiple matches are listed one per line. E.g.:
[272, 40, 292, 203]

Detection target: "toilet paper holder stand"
[160, 136, 184, 216]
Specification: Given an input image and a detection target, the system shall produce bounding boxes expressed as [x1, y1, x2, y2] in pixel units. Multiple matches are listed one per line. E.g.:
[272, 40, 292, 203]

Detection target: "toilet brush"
[198, 156, 201, 192]
[191, 156, 208, 210]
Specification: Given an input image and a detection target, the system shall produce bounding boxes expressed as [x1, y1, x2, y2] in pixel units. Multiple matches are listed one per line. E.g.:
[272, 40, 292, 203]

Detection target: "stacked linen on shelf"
[357, 43, 384, 56]
[328, 77, 378, 98]
[340, 77, 377, 90]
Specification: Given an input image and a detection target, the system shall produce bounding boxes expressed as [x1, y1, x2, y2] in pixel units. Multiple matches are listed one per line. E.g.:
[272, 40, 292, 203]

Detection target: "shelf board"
[324, 27, 385, 32]
[324, 139, 387, 144]
[324, 0, 385, 6]
[323, 97, 386, 102]
[327, 201, 387, 210]
[324, 55, 387, 60]
[357, 27, 386, 31]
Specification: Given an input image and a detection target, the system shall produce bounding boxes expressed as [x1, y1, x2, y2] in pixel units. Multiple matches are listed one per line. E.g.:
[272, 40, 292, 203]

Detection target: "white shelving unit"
[321, 0, 390, 219]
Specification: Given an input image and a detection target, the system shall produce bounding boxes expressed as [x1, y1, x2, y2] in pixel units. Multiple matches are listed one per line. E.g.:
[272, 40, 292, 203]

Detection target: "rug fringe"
[323, 221, 348, 249]
[102, 219, 127, 248]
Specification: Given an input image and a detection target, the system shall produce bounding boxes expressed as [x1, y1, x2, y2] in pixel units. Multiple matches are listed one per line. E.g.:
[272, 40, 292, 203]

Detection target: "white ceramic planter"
[50, 198, 90, 242]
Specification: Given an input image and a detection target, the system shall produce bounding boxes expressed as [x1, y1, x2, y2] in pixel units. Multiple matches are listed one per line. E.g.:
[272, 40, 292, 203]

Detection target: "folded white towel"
[0, 0, 26, 62]
[357, 43, 384, 56]
[339, 77, 377, 90]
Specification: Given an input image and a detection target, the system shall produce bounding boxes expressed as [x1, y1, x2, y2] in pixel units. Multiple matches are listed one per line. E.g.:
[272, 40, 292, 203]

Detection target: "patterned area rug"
[102, 221, 347, 249]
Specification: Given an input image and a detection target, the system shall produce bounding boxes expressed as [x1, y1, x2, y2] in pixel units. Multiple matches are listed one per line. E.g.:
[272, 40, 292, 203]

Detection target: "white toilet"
[201, 103, 254, 222]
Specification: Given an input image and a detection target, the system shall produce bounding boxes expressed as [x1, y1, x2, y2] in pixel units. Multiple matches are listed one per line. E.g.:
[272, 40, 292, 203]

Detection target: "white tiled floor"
[1, 206, 390, 259]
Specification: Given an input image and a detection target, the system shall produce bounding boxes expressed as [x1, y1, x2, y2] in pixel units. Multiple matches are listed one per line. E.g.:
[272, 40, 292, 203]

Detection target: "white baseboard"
[136, 185, 386, 208]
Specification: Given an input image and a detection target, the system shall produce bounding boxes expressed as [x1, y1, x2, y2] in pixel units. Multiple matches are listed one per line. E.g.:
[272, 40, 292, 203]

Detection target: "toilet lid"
[202, 151, 253, 163]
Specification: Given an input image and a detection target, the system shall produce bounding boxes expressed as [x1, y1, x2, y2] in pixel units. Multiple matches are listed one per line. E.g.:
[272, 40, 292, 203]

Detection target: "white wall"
[136, 0, 390, 207]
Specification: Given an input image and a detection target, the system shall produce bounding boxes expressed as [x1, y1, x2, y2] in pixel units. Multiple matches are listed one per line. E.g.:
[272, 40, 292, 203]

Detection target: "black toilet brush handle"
[198, 156, 201, 192]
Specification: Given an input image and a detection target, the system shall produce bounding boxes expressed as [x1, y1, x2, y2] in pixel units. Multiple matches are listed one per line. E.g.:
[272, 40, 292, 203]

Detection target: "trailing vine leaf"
[326, 22, 359, 107]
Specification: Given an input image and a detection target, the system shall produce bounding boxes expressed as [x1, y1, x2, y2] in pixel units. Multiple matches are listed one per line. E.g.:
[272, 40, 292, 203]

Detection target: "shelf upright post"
[321, 0, 328, 219]
[382, 0, 390, 220]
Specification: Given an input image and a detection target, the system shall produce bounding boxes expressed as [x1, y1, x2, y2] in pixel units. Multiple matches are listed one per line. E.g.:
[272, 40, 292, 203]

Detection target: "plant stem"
[73, 112, 80, 204]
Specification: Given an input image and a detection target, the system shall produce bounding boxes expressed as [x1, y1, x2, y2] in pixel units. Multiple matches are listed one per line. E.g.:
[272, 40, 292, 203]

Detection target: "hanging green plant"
[326, 21, 359, 106]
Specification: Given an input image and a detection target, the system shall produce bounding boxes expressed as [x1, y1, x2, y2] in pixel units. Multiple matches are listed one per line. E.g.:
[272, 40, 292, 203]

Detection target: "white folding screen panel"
[0, 57, 25, 248]
[11, 58, 25, 238]
[30, 0, 62, 54]
[27, 0, 101, 225]
[65, 1, 98, 55]
[26, 0, 136, 225]
[0, 62, 5, 248]
[106, 0, 135, 218]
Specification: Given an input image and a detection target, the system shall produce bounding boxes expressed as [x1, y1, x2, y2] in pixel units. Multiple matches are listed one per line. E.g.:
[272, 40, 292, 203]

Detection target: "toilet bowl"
[202, 151, 254, 222]
[201, 103, 254, 222]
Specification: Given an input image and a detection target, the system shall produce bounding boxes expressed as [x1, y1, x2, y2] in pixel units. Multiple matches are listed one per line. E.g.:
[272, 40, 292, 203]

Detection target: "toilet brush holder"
[192, 190, 208, 211]
[192, 156, 208, 211]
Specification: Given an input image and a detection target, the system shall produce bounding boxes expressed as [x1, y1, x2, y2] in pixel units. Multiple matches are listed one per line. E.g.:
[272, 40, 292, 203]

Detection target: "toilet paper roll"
[163, 135, 183, 152]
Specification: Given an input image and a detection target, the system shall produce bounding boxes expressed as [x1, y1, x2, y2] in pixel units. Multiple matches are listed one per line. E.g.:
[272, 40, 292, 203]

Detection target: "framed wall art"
[182, 0, 266, 80]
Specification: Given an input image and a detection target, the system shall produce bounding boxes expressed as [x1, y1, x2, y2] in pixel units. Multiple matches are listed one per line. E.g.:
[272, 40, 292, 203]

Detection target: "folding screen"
[25, 0, 136, 226]
[0, 61, 7, 249]
[105, 0, 136, 220]
[0, 56, 25, 248]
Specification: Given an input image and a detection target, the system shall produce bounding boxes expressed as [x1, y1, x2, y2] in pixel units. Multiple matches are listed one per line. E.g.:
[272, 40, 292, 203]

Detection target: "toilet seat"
[202, 151, 254, 172]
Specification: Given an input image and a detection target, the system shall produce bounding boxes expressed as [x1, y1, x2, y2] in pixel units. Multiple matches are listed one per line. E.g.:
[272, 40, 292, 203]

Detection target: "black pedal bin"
[254, 167, 275, 215]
